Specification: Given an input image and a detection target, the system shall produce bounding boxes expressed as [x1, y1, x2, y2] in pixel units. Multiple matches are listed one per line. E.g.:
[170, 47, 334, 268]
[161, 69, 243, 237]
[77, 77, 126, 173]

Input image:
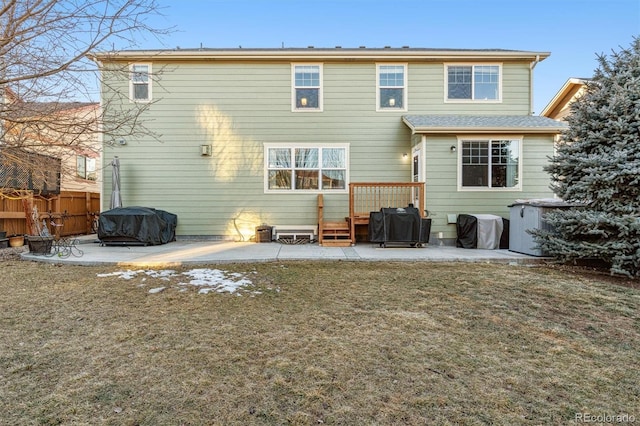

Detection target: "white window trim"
[291, 63, 323, 112]
[376, 63, 408, 112]
[76, 155, 97, 181]
[444, 63, 502, 103]
[456, 135, 522, 192]
[264, 143, 349, 193]
[129, 63, 152, 103]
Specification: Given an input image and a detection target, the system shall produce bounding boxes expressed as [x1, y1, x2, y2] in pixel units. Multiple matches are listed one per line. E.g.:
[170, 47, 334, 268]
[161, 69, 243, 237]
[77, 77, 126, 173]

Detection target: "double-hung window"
[458, 138, 521, 190]
[446, 64, 501, 101]
[265, 144, 348, 192]
[130, 63, 151, 102]
[292, 64, 322, 111]
[377, 64, 407, 110]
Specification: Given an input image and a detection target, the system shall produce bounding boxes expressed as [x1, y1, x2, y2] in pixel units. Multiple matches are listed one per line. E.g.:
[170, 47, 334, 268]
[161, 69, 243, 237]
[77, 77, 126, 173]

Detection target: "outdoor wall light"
[200, 144, 212, 156]
[450, 145, 456, 152]
[402, 152, 408, 159]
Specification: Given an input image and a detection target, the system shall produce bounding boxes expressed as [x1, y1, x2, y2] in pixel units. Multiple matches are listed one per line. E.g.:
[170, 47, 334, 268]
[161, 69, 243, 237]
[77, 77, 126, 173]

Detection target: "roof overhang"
[402, 115, 567, 135]
[540, 77, 590, 118]
[89, 47, 551, 63]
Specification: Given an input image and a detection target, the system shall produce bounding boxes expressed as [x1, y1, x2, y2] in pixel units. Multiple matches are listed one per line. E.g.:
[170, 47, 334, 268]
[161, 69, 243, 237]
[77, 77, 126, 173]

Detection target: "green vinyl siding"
[100, 57, 549, 238]
[407, 62, 531, 115]
[422, 134, 555, 239]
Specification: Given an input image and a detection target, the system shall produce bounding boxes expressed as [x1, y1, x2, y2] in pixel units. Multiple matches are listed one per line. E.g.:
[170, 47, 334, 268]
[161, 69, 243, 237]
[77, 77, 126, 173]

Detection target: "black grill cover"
[98, 206, 177, 246]
[456, 214, 478, 248]
[456, 214, 510, 249]
[368, 207, 430, 246]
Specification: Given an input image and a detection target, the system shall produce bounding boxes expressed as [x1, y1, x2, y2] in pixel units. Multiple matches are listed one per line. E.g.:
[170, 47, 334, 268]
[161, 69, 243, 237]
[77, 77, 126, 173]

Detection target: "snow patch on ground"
[97, 268, 258, 295]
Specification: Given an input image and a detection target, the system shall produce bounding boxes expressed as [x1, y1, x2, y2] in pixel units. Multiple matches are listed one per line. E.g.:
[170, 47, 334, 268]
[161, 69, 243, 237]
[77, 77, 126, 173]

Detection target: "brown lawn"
[1, 259, 638, 425]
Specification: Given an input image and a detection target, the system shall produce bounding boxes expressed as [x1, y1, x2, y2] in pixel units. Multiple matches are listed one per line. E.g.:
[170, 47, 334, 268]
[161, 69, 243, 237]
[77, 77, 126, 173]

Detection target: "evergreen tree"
[533, 37, 640, 277]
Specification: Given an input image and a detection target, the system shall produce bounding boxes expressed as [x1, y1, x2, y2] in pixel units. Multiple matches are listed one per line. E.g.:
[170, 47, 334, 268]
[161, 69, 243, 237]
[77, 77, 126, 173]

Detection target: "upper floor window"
[76, 155, 97, 181]
[292, 64, 322, 111]
[458, 138, 520, 190]
[130, 63, 151, 102]
[377, 64, 407, 111]
[446, 64, 501, 102]
[265, 144, 348, 192]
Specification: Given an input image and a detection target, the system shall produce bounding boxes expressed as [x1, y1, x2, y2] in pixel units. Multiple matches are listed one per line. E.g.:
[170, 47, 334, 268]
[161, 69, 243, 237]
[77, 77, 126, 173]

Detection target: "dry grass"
[0, 258, 638, 425]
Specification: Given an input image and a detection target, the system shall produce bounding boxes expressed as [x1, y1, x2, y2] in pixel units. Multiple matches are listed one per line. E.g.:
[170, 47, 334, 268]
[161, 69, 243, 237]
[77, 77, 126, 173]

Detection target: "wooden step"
[323, 221, 349, 230]
[322, 222, 350, 238]
[319, 220, 352, 246]
[321, 239, 353, 247]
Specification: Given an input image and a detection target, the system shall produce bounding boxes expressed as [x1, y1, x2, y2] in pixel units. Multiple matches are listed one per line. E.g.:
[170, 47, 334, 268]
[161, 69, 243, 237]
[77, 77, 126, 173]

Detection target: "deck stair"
[317, 194, 352, 246]
[320, 220, 352, 246]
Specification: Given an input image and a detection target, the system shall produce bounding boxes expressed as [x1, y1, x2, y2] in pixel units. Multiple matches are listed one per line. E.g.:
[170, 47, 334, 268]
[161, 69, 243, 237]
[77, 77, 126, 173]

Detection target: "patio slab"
[20, 237, 547, 267]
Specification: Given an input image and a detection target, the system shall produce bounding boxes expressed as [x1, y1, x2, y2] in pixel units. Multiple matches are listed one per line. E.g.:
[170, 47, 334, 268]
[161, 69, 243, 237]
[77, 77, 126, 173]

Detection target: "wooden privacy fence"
[0, 191, 100, 237]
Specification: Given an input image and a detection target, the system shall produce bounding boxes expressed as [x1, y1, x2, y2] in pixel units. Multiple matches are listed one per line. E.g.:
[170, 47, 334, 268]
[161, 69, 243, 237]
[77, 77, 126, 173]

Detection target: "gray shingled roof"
[402, 115, 567, 134]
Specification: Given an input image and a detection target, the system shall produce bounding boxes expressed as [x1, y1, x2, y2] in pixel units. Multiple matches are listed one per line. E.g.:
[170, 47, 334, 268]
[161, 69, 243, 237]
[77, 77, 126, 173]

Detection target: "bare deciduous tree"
[0, 0, 168, 193]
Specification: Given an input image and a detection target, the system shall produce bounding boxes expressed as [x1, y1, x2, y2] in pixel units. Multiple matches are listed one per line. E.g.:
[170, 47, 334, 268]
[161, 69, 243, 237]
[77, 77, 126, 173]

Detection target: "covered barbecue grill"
[368, 206, 431, 247]
[98, 206, 177, 246]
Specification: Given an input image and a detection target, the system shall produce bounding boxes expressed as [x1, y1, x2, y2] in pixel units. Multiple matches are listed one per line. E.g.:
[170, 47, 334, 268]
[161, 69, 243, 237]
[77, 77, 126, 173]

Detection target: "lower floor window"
[460, 139, 520, 189]
[266, 144, 348, 191]
[76, 156, 97, 180]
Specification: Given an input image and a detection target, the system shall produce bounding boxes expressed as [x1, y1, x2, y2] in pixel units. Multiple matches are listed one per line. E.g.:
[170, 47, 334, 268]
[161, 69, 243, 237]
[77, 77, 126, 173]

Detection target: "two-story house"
[1, 87, 101, 194]
[92, 47, 565, 244]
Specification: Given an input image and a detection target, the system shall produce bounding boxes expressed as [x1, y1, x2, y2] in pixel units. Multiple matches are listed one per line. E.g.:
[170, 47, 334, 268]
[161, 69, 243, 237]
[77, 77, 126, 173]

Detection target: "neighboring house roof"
[402, 115, 568, 134]
[540, 78, 590, 120]
[91, 47, 550, 62]
[3, 87, 98, 121]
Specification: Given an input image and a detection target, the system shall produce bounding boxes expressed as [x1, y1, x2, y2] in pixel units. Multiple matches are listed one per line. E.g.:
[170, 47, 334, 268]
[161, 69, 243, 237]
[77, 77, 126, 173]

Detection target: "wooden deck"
[318, 182, 425, 246]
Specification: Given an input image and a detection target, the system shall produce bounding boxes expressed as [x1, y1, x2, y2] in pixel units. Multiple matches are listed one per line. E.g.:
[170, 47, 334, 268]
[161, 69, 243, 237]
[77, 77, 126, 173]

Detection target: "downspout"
[529, 54, 540, 115]
[88, 55, 106, 211]
[420, 134, 427, 215]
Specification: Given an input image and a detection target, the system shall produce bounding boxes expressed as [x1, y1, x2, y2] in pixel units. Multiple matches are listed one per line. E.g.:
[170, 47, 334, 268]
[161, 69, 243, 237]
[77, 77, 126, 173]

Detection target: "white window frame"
[456, 135, 522, 192]
[129, 63, 152, 103]
[444, 63, 502, 103]
[291, 63, 323, 112]
[76, 155, 97, 181]
[264, 143, 349, 193]
[376, 63, 408, 112]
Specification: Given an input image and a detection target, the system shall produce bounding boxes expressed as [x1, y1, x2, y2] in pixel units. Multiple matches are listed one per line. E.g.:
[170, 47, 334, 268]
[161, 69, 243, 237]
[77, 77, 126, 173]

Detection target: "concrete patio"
[20, 236, 547, 267]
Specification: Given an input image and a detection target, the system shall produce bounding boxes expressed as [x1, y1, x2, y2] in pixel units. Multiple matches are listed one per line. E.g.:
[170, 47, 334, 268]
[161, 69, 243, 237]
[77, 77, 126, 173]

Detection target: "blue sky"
[135, 0, 639, 115]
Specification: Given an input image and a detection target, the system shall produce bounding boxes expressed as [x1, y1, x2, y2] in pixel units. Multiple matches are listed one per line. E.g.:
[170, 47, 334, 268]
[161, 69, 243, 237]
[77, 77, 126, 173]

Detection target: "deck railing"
[348, 182, 425, 242]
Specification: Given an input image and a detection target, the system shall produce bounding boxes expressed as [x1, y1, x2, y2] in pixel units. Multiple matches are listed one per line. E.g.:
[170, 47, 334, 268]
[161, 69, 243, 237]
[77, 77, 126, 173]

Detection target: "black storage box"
[98, 206, 177, 246]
